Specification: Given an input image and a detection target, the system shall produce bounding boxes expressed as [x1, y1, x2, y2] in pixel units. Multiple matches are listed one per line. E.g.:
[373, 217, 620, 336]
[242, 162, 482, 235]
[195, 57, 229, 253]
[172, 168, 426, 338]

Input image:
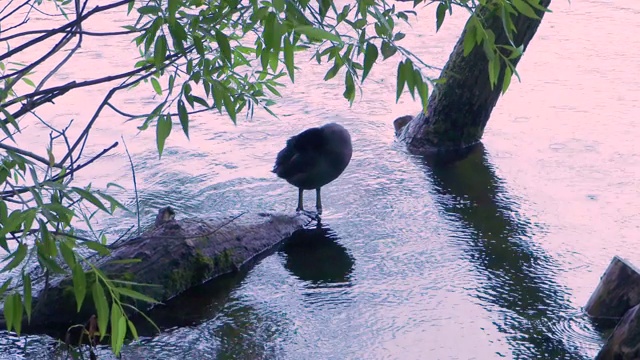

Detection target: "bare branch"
[0, 0, 130, 62]
[0, 142, 62, 168]
[0, 141, 119, 199]
[0, 0, 30, 23]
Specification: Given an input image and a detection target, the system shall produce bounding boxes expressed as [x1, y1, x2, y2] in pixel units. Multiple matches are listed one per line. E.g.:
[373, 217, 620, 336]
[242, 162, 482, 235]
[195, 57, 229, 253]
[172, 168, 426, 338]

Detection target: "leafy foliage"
[0, 0, 548, 356]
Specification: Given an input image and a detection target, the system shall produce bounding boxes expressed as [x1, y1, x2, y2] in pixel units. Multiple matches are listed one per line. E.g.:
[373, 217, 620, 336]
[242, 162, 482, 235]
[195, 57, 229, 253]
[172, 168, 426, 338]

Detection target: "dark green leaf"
[115, 287, 160, 304]
[393, 32, 406, 41]
[92, 281, 109, 341]
[111, 303, 125, 354]
[1, 244, 27, 273]
[59, 241, 76, 268]
[343, 71, 355, 104]
[150, 77, 162, 95]
[380, 41, 397, 60]
[12, 293, 23, 335]
[137, 5, 161, 15]
[396, 61, 406, 102]
[511, 0, 539, 19]
[463, 20, 477, 56]
[22, 273, 31, 323]
[156, 115, 172, 158]
[73, 187, 109, 213]
[3, 293, 14, 333]
[177, 100, 189, 139]
[295, 26, 342, 43]
[502, 66, 513, 94]
[72, 263, 87, 312]
[362, 43, 378, 82]
[154, 35, 167, 69]
[284, 36, 295, 83]
[215, 30, 232, 64]
[436, 3, 447, 32]
[83, 241, 111, 256]
[417, 77, 429, 111]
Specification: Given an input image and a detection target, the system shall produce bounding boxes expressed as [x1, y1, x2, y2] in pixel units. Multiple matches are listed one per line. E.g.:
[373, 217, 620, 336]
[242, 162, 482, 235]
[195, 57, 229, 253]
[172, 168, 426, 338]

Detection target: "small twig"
[0, 141, 119, 199]
[121, 136, 140, 235]
[0, 142, 63, 168]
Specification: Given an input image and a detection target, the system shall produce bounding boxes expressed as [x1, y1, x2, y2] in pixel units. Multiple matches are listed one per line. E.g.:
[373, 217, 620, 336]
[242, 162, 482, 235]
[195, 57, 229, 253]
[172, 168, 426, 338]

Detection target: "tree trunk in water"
[0, 210, 312, 335]
[396, 1, 552, 153]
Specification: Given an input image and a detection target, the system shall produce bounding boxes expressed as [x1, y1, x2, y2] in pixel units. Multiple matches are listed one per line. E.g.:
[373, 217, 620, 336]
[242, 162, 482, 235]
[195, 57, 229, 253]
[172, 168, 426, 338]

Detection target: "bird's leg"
[315, 187, 323, 215]
[296, 188, 304, 212]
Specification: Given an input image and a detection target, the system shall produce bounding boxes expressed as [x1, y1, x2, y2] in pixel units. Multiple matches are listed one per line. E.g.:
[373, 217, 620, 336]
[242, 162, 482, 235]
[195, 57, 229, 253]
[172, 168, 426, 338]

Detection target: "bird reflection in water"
[279, 222, 354, 287]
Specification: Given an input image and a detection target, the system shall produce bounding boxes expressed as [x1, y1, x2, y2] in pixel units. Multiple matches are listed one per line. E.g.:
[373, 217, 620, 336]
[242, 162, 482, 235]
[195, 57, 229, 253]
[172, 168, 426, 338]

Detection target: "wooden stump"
[585, 256, 640, 326]
[596, 304, 640, 360]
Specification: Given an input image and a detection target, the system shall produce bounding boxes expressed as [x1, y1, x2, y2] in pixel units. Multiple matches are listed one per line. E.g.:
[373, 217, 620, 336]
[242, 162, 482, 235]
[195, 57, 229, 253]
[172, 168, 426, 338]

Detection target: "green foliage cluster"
[0, 0, 548, 355]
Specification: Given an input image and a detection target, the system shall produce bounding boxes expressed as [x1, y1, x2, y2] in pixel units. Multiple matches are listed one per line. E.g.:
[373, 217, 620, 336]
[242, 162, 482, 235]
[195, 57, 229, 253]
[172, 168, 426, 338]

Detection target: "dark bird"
[272, 123, 352, 215]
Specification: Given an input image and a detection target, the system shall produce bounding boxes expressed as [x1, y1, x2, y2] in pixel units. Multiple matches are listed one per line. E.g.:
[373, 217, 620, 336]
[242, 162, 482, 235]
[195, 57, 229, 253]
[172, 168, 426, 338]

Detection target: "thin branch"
[0, 28, 142, 42]
[0, 141, 119, 199]
[0, 0, 130, 62]
[60, 50, 189, 164]
[0, 0, 29, 23]
[121, 137, 140, 235]
[0, 142, 63, 168]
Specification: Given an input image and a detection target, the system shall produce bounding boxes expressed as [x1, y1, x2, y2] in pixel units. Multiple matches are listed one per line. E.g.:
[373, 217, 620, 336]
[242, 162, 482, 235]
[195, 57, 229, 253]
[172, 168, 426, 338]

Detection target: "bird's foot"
[297, 208, 321, 220]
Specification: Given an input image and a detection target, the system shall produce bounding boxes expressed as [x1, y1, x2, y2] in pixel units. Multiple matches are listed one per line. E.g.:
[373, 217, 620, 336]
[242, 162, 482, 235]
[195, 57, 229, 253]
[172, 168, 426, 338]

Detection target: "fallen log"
[2, 209, 312, 334]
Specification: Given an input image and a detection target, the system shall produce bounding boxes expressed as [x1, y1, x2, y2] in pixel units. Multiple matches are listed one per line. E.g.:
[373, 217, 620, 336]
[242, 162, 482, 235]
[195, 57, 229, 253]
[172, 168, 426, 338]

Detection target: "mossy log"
[395, 1, 551, 153]
[3, 210, 312, 334]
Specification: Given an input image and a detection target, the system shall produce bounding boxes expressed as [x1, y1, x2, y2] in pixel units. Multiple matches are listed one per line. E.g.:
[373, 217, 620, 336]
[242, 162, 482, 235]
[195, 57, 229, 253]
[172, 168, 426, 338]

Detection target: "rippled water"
[2, 0, 640, 359]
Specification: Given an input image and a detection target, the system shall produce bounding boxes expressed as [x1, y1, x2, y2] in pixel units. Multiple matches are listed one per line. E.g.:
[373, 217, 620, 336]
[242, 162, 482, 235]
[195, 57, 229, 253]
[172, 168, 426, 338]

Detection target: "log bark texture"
[585, 256, 640, 323]
[396, 1, 551, 153]
[596, 303, 640, 360]
[2, 211, 311, 334]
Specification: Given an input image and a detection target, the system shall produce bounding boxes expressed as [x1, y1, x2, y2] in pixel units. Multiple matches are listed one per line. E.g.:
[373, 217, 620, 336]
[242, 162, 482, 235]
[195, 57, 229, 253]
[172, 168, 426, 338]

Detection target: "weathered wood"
[596, 304, 640, 360]
[396, 1, 551, 153]
[586, 256, 640, 325]
[3, 210, 312, 334]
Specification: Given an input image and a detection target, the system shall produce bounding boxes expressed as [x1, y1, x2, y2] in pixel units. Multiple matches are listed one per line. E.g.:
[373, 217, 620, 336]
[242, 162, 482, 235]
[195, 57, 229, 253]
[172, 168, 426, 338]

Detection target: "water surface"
[1, 0, 639, 359]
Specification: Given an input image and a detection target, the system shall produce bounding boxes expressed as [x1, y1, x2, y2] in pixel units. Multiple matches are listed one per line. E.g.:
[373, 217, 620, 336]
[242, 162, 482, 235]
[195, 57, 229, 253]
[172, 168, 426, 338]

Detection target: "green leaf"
[463, 20, 477, 56]
[0, 278, 12, 299]
[59, 241, 76, 268]
[222, 92, 236, 124]
[137, 5, 161, 15]
[502, 66, 513, 94]
[156, 115, 172, 158]
[3, 293, 14, 333]
[393, 32, 406, 41]
[417, 77, 429, 111]
[11, 293, 23, 335]
[92, 281, 109, 341]
[72, 263, 87, 312]
[72, 187, 109, 213]
[396, 61, 406, 102]
[111, 303, 124, 354]
[436, 3, 447, 32]
[294, 26, 342, 43]
[380, 41, 396, 60]
[2, 244, 27, 273]
[362, 43, 378, 82]
[22, 274, 31, 323]
[154, 35, 167, 69]
[488, 58, 501, 89]
[22, 77, 35, 88]
[273, 0, 284, 12]
[284, 36, 295, 83]
[343, 71, 355, 104]
[215, 30, 232, 64]
[511, 0, 539, 19]
[177, 99, 189, 139]
[167, 0, 179, 24]
[83, 240, 111, 256]
[128, 319, 139, 340]
[150, 77, 162, 95]
[114, 287, 160, 304]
